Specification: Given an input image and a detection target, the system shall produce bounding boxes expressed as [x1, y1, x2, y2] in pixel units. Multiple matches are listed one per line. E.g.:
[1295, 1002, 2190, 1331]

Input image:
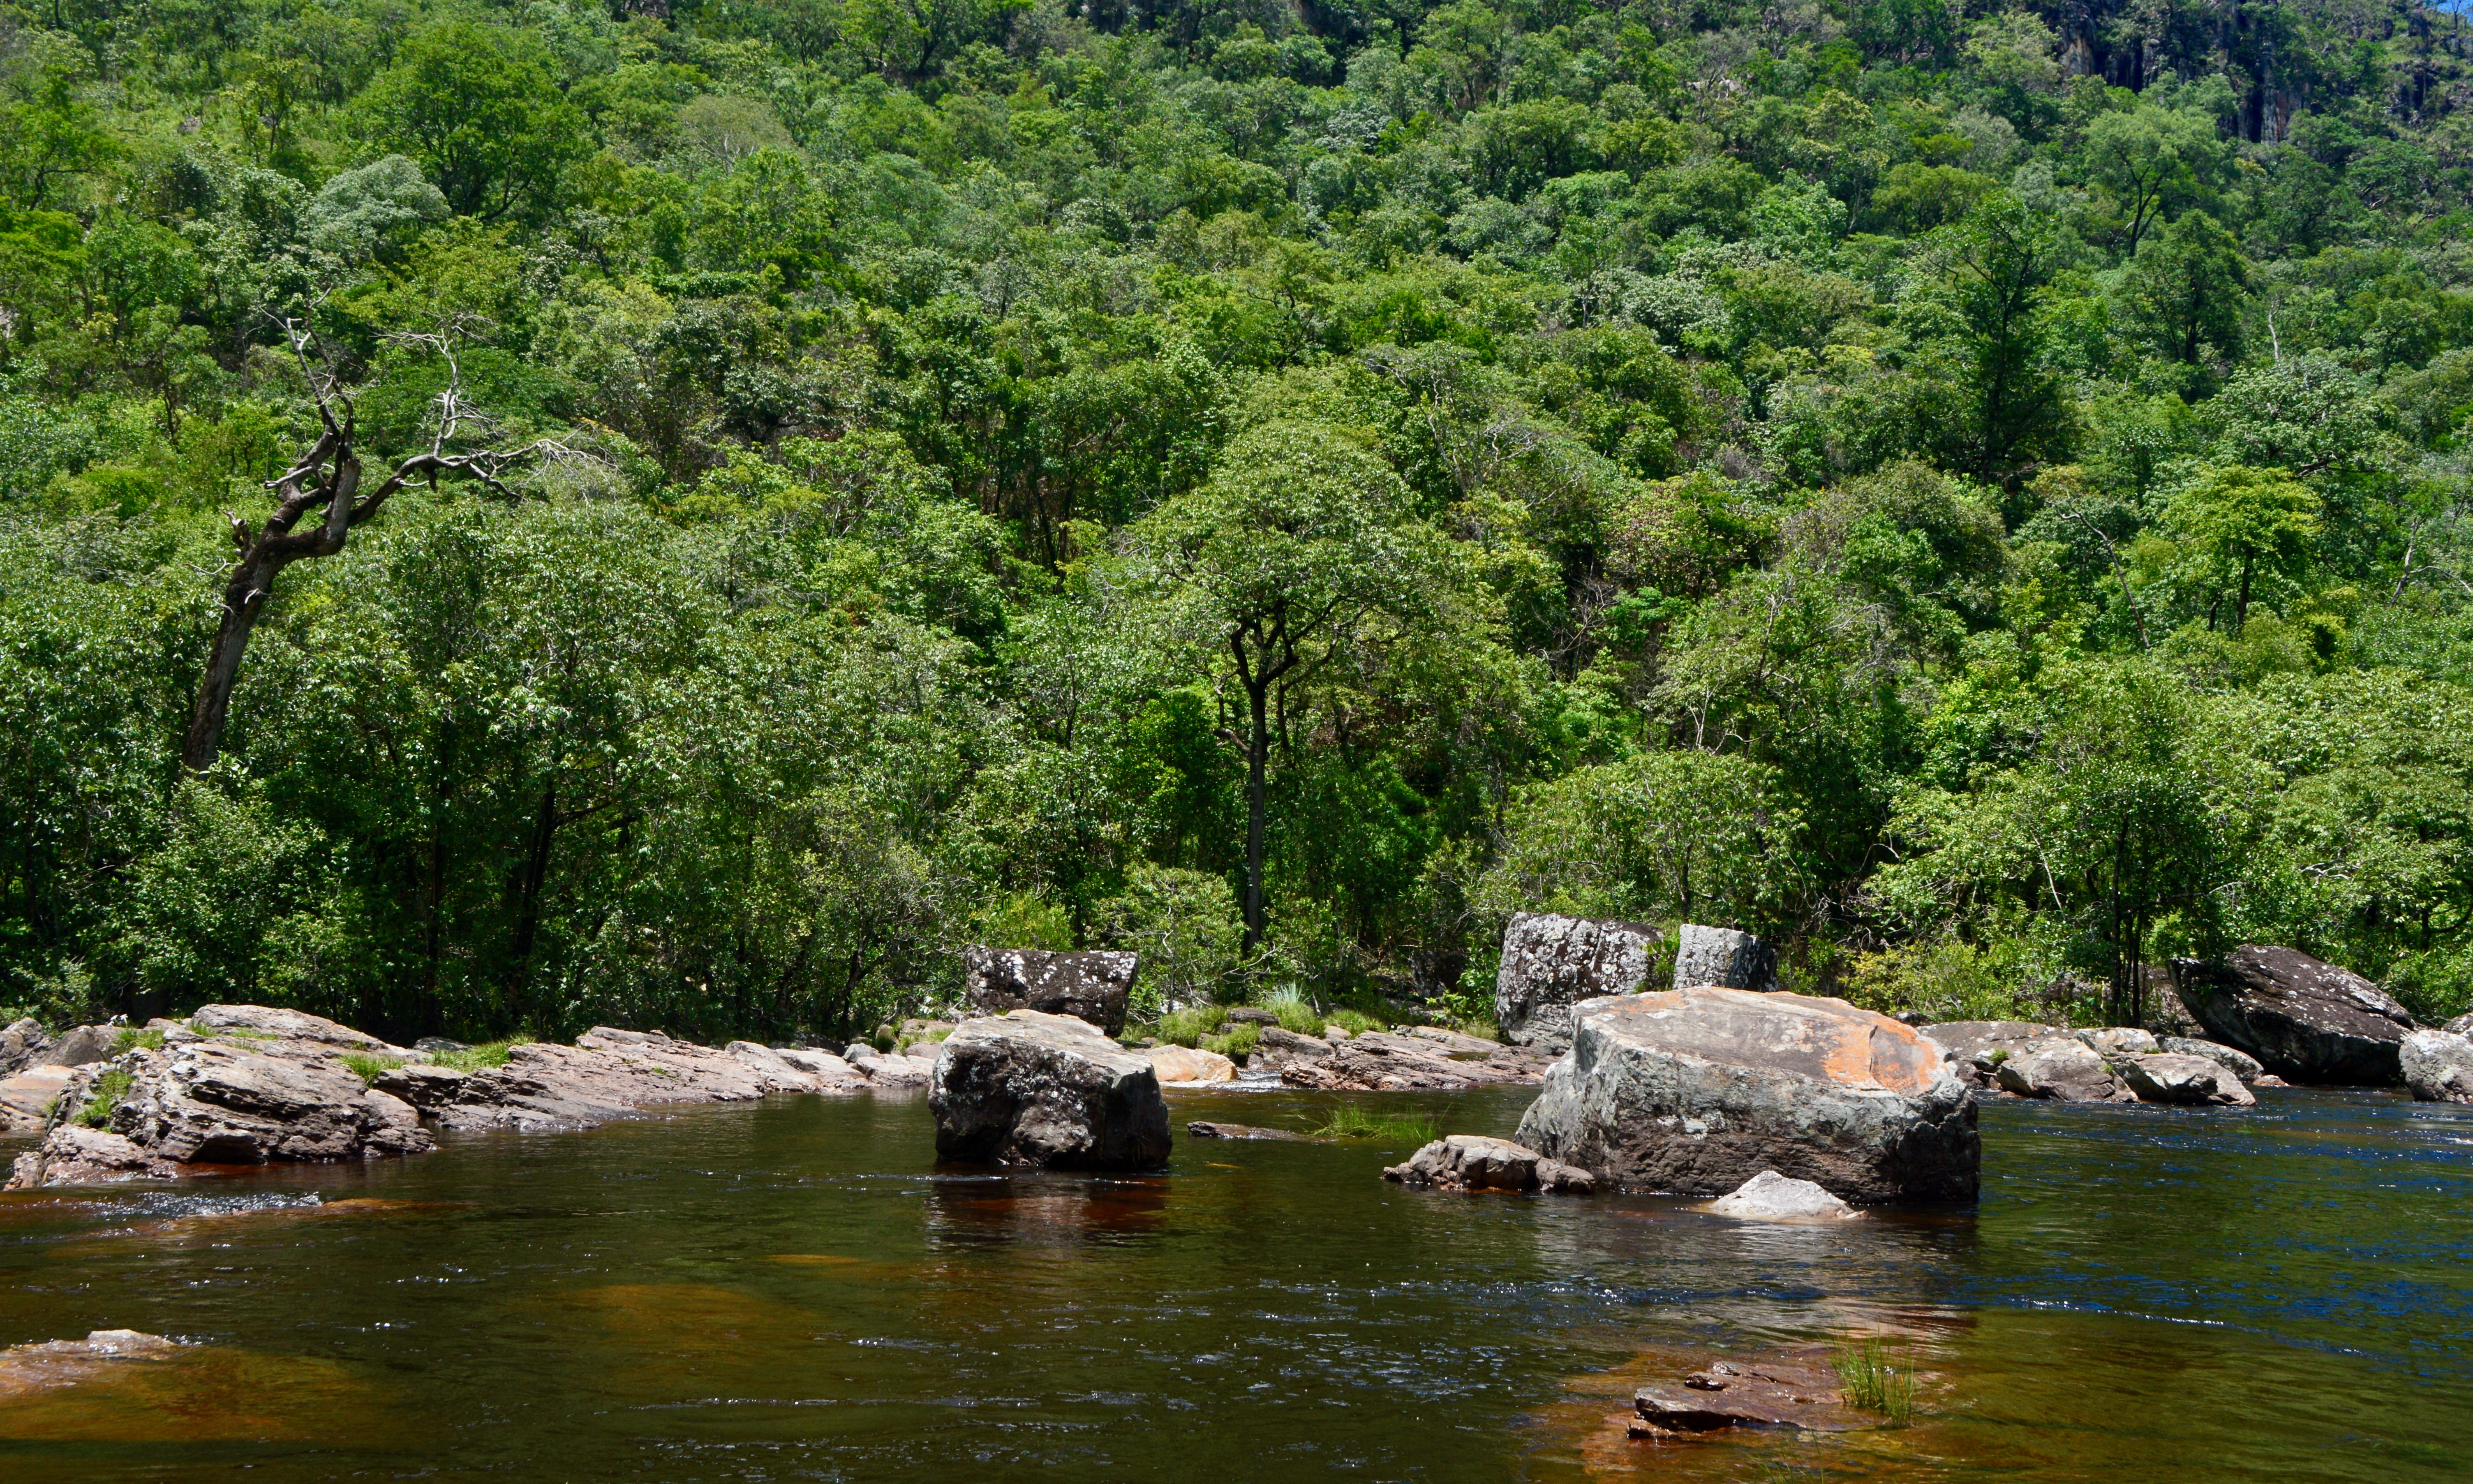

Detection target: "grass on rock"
[341, 1052, 406, 1085]
[1312, 1106, 1438, 1144]
[430, 1041, 517, 1073]
[76, 1068, 132, 1128]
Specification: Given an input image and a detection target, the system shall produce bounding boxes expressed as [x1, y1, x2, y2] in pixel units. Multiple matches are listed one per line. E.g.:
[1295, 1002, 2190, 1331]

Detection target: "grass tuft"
[1158, 1005, 1227, 1047]
[1833, 1340, 1916, 1426]
[115, 1025, 166, 1053]
[341, 1052, 406, 1086]
[1202, 1021, 1260, 1059]
[1327, 1009, 1382, 1036]
[76, 1068, 133, 1128]
[430, 1041, 517, 1073]
[1257, 986, 1325, 1036]
[1311, 1105, 1438, 1144]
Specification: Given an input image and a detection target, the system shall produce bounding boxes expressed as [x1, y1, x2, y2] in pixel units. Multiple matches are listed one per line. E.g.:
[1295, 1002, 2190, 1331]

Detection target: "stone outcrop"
[1250, 1025, 1332, 1070]
[1277, 1029, 1552, 1091]
[411, 1028, 858, 1132]
[2446, 1011, 2473, 1038]
[1493, 913, 1662, 1052]
[2176, 946, 2415, 1084]
[2115, 1052, 2256, 1106]
[2159, 1036, 2266, 1083]
[962, 947, 1137, 1036]
[2074, 1026, 2159, 1056]
[2401, 1029, 2473, 1103]
[1380, 1134, 1596, 1193]
[1, 1017, 57, 1075]
[0, 1063, 76, 1133]
[1672, 924, 1780, 993]
[1630, 1356, 1862, 1434]
[929, 1010, 1171, 1170]
[1992, 1036, 2132, 1101]
[1146, 1045, 1238, 1084]
[1705, 1169, 1858, 1221]
[1917, 1020, 2055, 1090]
[1515, 988, 1979, 1204]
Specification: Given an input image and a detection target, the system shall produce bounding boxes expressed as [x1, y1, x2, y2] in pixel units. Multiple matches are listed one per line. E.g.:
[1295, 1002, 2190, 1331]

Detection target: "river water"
[1, 1084, 2466, 1481]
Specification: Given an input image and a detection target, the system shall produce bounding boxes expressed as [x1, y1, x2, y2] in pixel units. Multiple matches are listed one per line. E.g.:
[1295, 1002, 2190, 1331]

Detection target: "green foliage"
[4, 0, 2473, 1049]
[76, 1068, 132, 1128]
[1202, 1021, 1260, 1058]
[430, 1042, 519, 1073]
[1313, 1105, 1438, 1143]
[1156, 1004, 1228, 1047]
[1833, 1341, 1917, 1426]
[114, 1024, 167, 1053]
[341, 1052, 406, 1085]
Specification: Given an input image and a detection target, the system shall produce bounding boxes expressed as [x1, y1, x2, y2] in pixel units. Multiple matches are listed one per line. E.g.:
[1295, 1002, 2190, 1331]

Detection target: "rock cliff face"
[1492, 913, 1663, 1052]
[1514, 988, 1978, 1204]
[2176, 947, 2415, 1084]
[928, 1010, 1171, 1170]
[962, 947, 1138, 1036]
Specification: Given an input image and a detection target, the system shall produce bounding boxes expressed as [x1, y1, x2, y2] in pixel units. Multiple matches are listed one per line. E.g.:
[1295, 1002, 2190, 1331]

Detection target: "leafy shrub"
[1201, 1022, 1260, 1058]
[1157, 1004, 1228, 1047]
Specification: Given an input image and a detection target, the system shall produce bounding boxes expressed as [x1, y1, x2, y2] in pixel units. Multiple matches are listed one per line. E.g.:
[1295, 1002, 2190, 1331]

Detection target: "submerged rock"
[2159, 1036, 2266, 1083]
[1380, 1134, 1595, 1193]
[1493, 912, 1662, 1052]
[2116, 1052, 2256, 1106]
[1186, 1121, 1309, 1141]
[929, 1010, 1171, 1170]
[962, 947, 1137, 1036]
[0, 1329, 183, 1396]
[1146, 1045, 1238, 1084]
[2176, 946, 2414, 1085]
[1630, 1356, 1860, 1434]
[1672, 924, 1781, 992]
[1705, 1169, 1858, 1222]
[1992, 1037, 2133, 1102]
[1515, 988, 1979, 1204]
[1277, 1030, 1551, 1091]
[2401, 1029, 2473, 1103]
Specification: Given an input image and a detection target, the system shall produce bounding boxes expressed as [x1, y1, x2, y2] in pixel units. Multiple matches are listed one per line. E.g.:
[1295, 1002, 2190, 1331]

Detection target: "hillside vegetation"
[6, 0, 2473, 1040]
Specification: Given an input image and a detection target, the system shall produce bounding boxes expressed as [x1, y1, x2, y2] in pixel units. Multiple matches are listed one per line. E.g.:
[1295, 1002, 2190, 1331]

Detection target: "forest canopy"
[6, 0, 2473, 1042]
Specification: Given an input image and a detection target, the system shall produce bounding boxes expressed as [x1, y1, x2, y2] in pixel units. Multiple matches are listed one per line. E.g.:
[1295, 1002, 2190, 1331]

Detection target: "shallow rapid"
[1, 1084, 2466, 1480]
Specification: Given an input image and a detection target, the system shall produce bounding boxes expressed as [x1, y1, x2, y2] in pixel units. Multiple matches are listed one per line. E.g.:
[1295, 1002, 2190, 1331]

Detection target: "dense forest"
[5, 0, 2473, 1044]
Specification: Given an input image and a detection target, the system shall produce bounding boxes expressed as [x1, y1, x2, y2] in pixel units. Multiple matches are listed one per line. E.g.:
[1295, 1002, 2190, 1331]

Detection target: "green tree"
[2120, 210, 2248, 373]
[2081, 95, 2229, 253]
[357, 22, 589, 222]
[2158, 464, 2320, 631]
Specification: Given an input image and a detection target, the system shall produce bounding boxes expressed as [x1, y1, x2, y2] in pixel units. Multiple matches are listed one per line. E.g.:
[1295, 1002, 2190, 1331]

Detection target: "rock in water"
[1671, 924, 1780, 992]
[1917, 1020, 2055, 1090]
[1380, 1134, 1595, 1193]
[1705, 1169, 1858, 1221]
[2159, 1036, 2265, 1083]
[1991, 1037, 2132, 1102]
[2176, 947, 2415, 1084]
[2115, 1052, 2256, 1106]
[1146, 1045, 1237, 1084]
[2401, 1029, 2473, 1103]
[0, 1064, 76, 1133]
[929, 1010, 1171, 1170]
[961, 947, 1138, 1036]
[1493, 913, 1662, 1052]
[1514, 988, 1978, 1204]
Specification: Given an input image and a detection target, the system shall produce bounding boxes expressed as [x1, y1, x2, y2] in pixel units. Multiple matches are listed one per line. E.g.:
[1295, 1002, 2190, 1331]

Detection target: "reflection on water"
[0, 1085, 2466, 1480]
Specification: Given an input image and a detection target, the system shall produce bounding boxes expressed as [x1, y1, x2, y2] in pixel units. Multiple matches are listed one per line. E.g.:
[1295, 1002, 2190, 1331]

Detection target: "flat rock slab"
[963, 947, 1137, 1036]
[2159, 1036, 2265, 1082]
[1495, 913, 1662, 1052]
[2177, 946, 2413, 1085]
[1515, 988, 1979, 1204]
[1382, 1134, 1596, 1193]
[1187, 1121, 1310, 1141]
[425, 1029, 850, 1132]
[930, 1010, 1171, 1170]
[1278, 1031, 1551, 1091]
[0, 1064, 76, 1133]
[1630, 1356, 1860, 1434]
[2117, 1052, 2255, 1106]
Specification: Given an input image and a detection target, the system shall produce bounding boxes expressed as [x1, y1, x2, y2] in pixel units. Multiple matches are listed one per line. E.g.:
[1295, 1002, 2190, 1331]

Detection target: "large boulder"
[2401, 1029, 2473, 1104]
[1672, 925, 1780, 992]
[0, 1063, 77, 1133]
[0, 1017, 55, 1076]
[1514, 988, 1979, 1204]
[1992, 1036, 2132, 1102]
[1493, 913, 1662, 1052]
[1146, 1045, 1238, 1084]
[2159, 1036, 2265, 1084]
[2176, 947, 2414, 1085]
[1381, 1134, 1595, 1194]
[421, 1028, 848, 1131]
[929, 1010, 1171, 1170]
[2447, 1011, 2473, 1037]
[34, 1024, 118, 1068]
[961, 947, 1137, 1036]
[2116, 1052, 2256, 1107]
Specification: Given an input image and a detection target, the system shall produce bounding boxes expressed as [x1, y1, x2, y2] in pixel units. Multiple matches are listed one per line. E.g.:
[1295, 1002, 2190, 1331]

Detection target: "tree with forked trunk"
[182, 319, 545, 776]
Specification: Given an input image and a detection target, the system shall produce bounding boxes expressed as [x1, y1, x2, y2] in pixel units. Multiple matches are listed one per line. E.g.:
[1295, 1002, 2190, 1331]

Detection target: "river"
[2, 1084, 2467, 1480]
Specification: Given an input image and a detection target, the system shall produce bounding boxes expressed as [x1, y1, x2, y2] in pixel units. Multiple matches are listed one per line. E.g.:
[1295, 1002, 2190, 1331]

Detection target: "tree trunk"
[510, 781, 558, 990]
[1242, 677, 1269, 956]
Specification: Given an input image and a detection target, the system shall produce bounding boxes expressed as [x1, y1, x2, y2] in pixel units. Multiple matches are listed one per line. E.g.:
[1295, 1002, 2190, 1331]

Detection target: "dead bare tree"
[182, 318, 539, 775]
